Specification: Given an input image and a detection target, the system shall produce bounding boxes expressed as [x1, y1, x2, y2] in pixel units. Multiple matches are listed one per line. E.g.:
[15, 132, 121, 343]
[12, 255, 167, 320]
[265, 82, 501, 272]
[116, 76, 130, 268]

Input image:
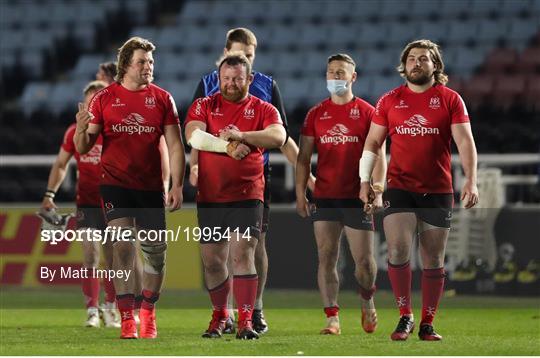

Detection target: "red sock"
[82, 276, 100, 308]
[233, 275, 258, 323]
[324, 306, 339, 318]
[116, 294, 135, 321]
[388, 261, 412, 316]
[421, 267, 445, 325]
[208, 278, 231, 318]
[103, 278, 116, 303]
[141, 289, 160, 311]
[358, 285, 376, 301]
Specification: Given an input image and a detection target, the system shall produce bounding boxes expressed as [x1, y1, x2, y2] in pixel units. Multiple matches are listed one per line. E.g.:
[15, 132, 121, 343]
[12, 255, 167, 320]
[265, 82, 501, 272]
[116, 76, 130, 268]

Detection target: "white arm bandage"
[359, 150, 378, 183]
[188, 128, 228, 153]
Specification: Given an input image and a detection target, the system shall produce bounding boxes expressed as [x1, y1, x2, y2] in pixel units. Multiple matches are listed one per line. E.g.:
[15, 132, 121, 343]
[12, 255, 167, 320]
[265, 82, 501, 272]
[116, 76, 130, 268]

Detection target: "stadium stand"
[1, 0, 539, 203]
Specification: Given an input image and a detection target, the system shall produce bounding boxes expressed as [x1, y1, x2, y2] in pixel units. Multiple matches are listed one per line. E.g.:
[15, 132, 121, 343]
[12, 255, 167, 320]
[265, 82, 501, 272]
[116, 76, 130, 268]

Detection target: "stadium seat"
[368, 75, 403, 103]
[177, 0, 212, 23]
[461, 75, 495, 107]
[387, 22, 420, 46]
[417, 21, 449, 44]
[187, 52, 220, 79]
[21, 51, 44, 78]
[275, 51, 308, 77]
[19, 82, 52, 116]
[158, 52, 185, 79]
[410, 0, 443, 17]
[157, 26, 184, 51]
[158, 80, 196, 110]
[506, 20, 540, 49]
[300, 24, 331, 49]
[71, 54, 107, 81]
[469, 0, 503, 17]
[362, 49, 396, 75]
[477, 19, 510, 47]
[447, 20, 478, 45]
[483, 47, 519, 73]
[524, 75, 540, 109]
[516, 46, 540, 73]
[351, 0, 385, 19]
[49, 81, 84, 116]
[492, 74, 527, 109]
[303, 50, 331, 76]
[0, 3, 24, 28]
[0, 29, 25, 52]
[380, 0, 412, 19]
[443, 46, 486, 77]
[356, 23, 389, 47]
[323, 0, 355, 19]
[439, 0, 471, 17]
[446, 77, 465, 94]
[0, 52, 16, 68]
[131, 26, 159, 43]
[295, 0, 333, 20]
[265, 23, 303, 50]
[501, 0, 533, 16]
[327, 24, 362, 51]
[253, 52, 279, 76]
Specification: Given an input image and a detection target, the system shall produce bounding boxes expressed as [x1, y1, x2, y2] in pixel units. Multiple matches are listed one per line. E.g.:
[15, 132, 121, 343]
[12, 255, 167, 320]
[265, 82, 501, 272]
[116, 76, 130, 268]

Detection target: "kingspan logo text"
[320, 124, 359, 145]
[396, 114, 440, 137]
[112, 113, 156, 135]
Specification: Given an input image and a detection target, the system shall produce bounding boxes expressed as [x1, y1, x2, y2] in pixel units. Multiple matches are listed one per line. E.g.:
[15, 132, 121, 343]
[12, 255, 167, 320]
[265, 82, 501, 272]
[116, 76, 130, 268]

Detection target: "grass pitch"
[1, 288, 539, 355]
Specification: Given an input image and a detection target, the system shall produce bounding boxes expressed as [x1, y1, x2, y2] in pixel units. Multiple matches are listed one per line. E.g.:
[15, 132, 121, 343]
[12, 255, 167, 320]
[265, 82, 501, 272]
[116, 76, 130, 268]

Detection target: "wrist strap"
[372, 183, 384, 193]
[44, 190, 56, 199]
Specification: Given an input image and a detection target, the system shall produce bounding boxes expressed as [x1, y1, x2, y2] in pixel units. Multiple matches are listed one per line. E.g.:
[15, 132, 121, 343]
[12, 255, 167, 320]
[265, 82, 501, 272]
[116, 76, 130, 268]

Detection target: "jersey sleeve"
[301, 106, 316, 137]
[372, 94, 389, 127]
[163, 92, 180, 126]
[185, 97, 209, 126]
[261, 102, 283, 129]
[364, 103, 376, 137]
[88, 89, 105, 125]
[450, 92, 470, 124]
[61, 125, 76, 154]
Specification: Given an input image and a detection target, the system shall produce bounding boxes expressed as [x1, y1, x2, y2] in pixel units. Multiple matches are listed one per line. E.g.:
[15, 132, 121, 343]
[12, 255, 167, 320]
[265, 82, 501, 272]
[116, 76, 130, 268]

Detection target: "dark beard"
[406, 71, 432, 85]
[220, 86, 247, 102]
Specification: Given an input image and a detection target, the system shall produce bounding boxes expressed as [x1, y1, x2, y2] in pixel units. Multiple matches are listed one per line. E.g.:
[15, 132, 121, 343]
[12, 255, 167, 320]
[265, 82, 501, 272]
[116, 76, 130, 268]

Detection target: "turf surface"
[1, 288, 539, 355]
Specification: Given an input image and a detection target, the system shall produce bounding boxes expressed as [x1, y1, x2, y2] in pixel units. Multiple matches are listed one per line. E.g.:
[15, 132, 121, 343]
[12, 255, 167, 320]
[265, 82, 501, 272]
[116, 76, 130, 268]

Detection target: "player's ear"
[247, 73, 254, 84]
[223, 47, 228, 56]
[351, 71, 357, 83]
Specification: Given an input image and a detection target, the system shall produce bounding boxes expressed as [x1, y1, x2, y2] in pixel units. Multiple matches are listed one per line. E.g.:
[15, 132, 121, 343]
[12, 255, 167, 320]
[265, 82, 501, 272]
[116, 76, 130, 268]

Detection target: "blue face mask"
[326, 79, 349, 96]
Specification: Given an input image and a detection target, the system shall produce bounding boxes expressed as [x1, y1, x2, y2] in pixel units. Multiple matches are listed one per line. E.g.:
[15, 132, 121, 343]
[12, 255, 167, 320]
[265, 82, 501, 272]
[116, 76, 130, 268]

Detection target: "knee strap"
[140, 241, 167, 274]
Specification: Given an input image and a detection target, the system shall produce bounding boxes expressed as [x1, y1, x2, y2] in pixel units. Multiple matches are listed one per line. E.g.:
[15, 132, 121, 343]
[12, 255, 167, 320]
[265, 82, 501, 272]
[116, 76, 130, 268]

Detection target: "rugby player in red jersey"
[189, 28, 316, 335]
[360, 40, 479, 341]
[296, 54, 387, 335]
[185, 53, 286, 340]
[95, 61, 171, 324]
[74, 37, 185, 339]
[41, 80, 121, 328]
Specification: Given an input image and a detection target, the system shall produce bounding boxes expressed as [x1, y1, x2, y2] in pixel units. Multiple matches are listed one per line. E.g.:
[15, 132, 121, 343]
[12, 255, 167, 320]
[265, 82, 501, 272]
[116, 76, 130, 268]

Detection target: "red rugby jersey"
[185, 93, 283, 203]
[89, 82, 179, 191]
[372, 84, 469, 193]
[302, 97, 374, 199]
[62, 124, 102, 206]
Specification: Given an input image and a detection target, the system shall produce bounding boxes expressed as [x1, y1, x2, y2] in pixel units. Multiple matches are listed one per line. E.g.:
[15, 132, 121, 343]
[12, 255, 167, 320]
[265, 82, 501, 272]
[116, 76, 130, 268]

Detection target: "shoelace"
[420, 325, 434, 335]
[396, 316, 412, 332]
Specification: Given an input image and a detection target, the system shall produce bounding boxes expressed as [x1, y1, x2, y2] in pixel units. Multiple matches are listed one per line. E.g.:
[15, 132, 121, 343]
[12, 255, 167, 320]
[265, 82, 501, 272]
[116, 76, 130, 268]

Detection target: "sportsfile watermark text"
[41, 226, 252, 245]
